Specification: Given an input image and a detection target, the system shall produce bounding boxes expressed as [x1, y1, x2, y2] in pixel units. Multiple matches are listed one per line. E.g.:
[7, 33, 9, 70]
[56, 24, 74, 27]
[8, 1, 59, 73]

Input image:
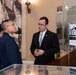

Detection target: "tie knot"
[41, 32, 43, 35]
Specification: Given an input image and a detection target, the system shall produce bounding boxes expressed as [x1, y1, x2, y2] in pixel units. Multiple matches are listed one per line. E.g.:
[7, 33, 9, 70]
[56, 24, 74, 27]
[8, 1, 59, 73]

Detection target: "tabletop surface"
[0, 64, 76, 75]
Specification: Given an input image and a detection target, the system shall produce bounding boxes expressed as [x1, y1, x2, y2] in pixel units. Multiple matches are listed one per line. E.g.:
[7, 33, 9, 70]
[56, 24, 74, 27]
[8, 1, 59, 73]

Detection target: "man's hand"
[34, 49, 44, 56]
[37, 49, 44, 56]
[34, 49, 39, 56]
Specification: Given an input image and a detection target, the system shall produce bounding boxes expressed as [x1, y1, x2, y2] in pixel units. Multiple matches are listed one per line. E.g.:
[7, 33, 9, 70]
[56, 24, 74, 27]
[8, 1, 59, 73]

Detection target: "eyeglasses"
[38, 23, 45, 26]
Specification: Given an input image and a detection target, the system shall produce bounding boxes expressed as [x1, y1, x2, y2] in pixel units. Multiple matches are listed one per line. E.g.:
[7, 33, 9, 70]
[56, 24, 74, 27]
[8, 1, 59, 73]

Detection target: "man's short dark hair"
[39, 16, 49, 25]
[1, 19, 12, 30]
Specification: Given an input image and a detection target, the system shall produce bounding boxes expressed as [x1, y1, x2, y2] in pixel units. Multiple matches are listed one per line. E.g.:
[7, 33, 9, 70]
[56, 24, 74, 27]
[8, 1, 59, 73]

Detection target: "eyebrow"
[38, 23, 44, 25]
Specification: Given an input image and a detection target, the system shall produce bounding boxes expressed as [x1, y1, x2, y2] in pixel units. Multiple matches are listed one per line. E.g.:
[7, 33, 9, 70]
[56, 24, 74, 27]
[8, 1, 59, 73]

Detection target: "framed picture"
[57, 6, 62, 13]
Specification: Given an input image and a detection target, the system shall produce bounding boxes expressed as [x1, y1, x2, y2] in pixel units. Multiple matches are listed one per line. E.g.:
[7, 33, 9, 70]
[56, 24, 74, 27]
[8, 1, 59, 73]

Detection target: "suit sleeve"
[5, 38, 22, 64]
[44, 34, 60, 56]
[30, 34, 36, 57]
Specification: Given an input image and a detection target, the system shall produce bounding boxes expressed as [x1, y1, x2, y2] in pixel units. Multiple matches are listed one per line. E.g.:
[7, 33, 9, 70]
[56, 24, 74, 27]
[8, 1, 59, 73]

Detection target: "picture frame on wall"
[57, 6, 62, 13]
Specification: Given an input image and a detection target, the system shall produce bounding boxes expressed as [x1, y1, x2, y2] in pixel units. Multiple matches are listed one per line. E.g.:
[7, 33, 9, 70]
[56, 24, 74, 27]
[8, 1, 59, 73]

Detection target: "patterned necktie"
[39, 33, 43, 47]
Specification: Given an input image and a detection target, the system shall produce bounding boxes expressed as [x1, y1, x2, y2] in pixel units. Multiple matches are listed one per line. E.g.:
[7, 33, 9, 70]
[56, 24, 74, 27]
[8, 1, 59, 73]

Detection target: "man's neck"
[4, 31, 13, 36]
[41, 29, 47, 33]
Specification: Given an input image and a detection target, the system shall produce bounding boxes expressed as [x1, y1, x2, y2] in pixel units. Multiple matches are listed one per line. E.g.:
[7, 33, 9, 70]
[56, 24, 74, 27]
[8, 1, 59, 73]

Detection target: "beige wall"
[25, 0, 64, 61]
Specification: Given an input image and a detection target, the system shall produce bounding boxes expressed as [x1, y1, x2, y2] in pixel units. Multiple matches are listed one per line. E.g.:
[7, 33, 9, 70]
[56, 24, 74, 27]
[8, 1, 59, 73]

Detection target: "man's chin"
[39, 29, 43, 32]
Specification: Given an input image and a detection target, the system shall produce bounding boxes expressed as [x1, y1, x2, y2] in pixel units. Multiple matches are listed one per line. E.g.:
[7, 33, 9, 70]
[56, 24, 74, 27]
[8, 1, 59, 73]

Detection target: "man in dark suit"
[0, 19, 22, 70]
[30, 16, 60, 65]
[0, 25, 3, 68]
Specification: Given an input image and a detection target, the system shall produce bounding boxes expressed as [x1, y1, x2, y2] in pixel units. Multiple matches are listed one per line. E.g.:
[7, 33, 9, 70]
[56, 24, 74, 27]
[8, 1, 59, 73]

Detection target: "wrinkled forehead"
[7, 21, 14, 24]
[3, 21, 13, 26]
[8, 21, 13, 23]
[39, 19, 46, 23]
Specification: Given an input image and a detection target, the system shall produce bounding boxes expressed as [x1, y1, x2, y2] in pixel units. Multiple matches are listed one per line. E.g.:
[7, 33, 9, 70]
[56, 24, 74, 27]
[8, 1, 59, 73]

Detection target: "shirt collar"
[40, 29, 47, 35]
[3, 32, 14, 38]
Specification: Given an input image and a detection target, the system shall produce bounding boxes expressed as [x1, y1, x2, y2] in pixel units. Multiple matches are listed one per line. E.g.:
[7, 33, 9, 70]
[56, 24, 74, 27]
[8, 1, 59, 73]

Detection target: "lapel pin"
[46, 35, 48, 36]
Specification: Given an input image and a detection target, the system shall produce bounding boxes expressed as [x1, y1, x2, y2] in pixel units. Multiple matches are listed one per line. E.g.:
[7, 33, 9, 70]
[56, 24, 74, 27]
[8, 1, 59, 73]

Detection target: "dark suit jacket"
[30, 30, 60, 65]
[0, 32, 22, 70]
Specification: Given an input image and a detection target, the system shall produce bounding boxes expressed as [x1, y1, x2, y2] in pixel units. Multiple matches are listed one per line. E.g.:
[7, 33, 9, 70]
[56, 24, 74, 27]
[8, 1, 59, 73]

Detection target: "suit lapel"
[37, 32, 40, 47]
